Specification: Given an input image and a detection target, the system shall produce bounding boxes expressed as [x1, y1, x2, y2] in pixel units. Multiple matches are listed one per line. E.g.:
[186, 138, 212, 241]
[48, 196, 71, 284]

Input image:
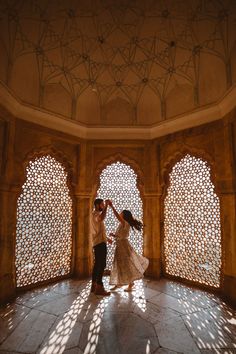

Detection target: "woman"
[108, 201, 149, 291]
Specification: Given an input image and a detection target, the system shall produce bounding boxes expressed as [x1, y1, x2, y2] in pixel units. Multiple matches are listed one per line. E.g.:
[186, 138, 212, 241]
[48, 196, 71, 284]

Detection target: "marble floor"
[0, 277, 235, 354]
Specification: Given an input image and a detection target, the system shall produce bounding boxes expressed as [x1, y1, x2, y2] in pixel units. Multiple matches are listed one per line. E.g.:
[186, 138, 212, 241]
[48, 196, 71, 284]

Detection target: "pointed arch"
[93, 152, 144, 198]
[162, 151, 222, 288]
[161, 146, 218, 195]
[94, 156, 144, 270]
[18, 145, 75, 196]
[15, 153, 73, 288]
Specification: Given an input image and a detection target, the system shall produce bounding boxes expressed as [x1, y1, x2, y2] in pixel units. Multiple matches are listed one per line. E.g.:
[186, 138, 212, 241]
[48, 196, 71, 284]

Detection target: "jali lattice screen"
[16, 155, 72, 287]
[164, 154, 222, 288]
[96, 161, 143, 270]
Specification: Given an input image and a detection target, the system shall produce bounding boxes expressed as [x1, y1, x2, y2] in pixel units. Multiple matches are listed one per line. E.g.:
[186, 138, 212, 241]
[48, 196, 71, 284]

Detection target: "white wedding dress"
[109, 220, 149, 285]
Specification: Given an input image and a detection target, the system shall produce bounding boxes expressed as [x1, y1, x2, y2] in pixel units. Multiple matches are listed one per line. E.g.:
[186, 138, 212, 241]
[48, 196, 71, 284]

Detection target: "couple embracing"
[90, 198, 149, 296]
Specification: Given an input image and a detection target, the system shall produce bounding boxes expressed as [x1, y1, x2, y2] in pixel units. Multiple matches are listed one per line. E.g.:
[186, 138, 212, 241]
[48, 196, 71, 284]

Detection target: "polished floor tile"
[0, 277, 235, 354]
[183, 309, 235, 350]
[0, 309, 56, 353]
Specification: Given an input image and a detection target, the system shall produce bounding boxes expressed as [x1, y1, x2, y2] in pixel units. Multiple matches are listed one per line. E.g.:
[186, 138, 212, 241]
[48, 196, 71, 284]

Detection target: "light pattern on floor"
[0, 278, 235, 354]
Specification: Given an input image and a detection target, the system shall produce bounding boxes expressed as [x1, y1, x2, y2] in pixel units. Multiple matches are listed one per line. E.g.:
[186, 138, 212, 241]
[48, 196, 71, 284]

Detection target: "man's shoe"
[94, 284, 111, 296]
[90, 281, 97, 293]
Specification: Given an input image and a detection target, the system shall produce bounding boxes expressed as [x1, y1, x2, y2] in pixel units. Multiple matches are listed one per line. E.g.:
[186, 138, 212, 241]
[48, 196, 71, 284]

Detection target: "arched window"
[96, 161, 143, 270]
[164, 154, 222, 288]
[15, 155, 72, 287]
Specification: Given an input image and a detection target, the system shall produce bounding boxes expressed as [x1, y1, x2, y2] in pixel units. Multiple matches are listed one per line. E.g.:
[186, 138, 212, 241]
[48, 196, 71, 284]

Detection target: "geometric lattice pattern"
[164, 154, 222, 288]
[0, 0, 235, 123]
[96, 161, 143, 270]
[15, 155, 72, 287]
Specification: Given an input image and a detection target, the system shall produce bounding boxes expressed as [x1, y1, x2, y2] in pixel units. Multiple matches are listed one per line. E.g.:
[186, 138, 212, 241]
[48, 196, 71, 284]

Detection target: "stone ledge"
[0, 81, 236, 140]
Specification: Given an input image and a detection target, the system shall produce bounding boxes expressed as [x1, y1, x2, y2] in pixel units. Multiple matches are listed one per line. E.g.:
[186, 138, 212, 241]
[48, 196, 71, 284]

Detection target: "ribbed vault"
[0, 0, 236, 126]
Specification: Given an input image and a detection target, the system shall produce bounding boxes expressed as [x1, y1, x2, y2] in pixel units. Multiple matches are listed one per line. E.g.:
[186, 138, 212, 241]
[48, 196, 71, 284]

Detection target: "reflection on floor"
[0, 277, 235, 354]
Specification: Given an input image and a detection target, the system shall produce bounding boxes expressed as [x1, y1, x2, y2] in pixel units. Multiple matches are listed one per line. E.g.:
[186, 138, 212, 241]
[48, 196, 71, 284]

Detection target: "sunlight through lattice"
[97, 161, 143, 270]
[16, 155, 72, 287]
[164, 154, 222, 288]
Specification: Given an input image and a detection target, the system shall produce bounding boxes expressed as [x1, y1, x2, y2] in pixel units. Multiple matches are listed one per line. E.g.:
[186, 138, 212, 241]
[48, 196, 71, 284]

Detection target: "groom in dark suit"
[90, 198, 112, 296]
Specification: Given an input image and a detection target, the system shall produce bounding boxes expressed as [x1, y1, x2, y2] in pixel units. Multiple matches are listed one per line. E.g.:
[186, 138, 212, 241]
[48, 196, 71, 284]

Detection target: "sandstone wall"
[0, 109, 235, 305]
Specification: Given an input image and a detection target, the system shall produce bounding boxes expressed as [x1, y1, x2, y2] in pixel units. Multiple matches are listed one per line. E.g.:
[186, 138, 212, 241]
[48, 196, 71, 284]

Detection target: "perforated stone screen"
[96, 161, 143, 270]
[16, 155, 72, 287]
[164, 154, 222, 288]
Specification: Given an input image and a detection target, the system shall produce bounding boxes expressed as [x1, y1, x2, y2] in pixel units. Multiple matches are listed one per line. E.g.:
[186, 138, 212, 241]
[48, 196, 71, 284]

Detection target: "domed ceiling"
[0, 0, 236, 127]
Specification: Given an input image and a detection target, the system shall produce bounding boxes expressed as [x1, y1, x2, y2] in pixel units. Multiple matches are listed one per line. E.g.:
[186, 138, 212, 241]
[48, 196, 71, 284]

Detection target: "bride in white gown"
[108, 201, 149, 292]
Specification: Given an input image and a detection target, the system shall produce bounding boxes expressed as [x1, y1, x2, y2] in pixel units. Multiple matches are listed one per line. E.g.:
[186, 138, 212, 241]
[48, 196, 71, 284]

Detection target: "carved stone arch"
[160, 145, 223, 289]
[161, 145, 218, 198]
[15, 146, 74, 288]
[93, 152, 144, 198]
[93, 152, 145, 270]
[18, 145, 74, 198]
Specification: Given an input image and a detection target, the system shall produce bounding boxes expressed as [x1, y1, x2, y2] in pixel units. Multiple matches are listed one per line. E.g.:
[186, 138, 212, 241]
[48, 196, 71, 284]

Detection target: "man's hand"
[100, 200, 109, 221]
[106, 199, 112, 206]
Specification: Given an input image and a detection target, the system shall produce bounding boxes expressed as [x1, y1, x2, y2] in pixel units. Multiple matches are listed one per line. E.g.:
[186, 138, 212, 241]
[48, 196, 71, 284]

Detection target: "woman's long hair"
[122, 210, 143, 231]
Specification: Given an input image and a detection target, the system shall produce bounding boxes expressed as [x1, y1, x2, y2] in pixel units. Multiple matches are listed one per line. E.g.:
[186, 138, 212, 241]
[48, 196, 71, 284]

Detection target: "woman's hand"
[107, 237, 113, 245]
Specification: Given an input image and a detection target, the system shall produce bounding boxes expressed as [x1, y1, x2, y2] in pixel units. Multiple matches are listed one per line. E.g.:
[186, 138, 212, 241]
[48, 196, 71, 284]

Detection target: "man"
[90, 198, 112, 296]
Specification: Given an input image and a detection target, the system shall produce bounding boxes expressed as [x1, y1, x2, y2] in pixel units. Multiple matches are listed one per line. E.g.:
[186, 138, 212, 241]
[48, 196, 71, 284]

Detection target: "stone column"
[0, 116, 18, 304]
[143, 193, 161, 278]
[0, 186, 19, 304]
[214, 118, 236, 305]
[73, 141, 93, 279]
[142, 141, 161, 278]
[74, 194, 92, 278]
[220, 192, 236, 304]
